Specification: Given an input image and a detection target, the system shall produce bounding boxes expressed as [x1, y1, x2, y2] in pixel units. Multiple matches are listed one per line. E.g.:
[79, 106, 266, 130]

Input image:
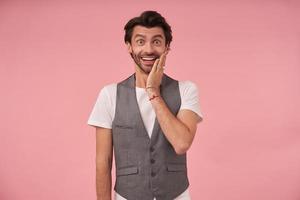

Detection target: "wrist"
[146, 86, 160, 97]
[147, 89, 160, 98]
[149, 94, 160, 101]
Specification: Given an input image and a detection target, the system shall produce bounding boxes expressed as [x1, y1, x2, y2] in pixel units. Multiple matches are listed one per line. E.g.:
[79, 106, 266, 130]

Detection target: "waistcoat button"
[150, 146, 155, 152]
[151, 172, 156, 177]
[150, 158, 155, 164]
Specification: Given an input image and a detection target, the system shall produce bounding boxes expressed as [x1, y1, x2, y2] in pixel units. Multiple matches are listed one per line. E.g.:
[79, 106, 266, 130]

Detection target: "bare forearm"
[96, 164, 112, 200]
[149, 95, 192, 154]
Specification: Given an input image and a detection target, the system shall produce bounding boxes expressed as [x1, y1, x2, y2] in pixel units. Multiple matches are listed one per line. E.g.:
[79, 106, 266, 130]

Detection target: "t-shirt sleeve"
[179, 81, 203, 123]
[87, 86, 113, 129]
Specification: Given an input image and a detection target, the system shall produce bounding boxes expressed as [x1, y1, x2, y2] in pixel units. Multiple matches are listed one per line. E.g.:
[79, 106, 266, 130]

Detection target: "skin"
[95, 25, 202, 200]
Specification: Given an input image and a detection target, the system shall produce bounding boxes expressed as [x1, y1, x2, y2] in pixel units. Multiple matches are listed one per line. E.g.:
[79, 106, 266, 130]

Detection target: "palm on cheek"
[146, 50, 168, 91]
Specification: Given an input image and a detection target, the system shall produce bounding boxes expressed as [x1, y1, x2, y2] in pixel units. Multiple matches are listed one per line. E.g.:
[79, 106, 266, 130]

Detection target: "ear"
[126, 42, 133, 53]
[165, 44, 170, 52]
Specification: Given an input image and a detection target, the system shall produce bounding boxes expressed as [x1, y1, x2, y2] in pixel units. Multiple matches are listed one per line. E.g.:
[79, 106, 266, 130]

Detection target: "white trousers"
[114, 187, 191, 200]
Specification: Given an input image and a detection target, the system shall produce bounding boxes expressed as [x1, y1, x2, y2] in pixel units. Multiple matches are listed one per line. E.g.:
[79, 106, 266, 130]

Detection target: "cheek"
[132, 49, 142, 57]
[155, 46, 167, 54]
[131, 51, 141, 60]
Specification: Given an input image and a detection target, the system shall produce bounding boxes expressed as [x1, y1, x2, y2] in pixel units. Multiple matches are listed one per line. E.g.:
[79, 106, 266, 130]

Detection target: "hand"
[146, 49, 169, 96]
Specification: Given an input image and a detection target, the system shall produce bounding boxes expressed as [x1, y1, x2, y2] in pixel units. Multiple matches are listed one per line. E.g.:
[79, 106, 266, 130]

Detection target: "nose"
[143, 42, 154, 54]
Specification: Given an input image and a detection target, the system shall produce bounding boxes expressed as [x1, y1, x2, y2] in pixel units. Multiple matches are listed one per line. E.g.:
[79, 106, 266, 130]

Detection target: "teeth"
[142, 57, 156, 61]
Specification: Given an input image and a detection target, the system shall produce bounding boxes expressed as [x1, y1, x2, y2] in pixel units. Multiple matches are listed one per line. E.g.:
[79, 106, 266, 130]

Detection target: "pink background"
[1, 0, 300, 199]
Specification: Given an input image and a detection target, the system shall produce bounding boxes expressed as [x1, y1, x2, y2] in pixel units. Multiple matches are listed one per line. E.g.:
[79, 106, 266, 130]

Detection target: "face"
[127, 25, 169, 74]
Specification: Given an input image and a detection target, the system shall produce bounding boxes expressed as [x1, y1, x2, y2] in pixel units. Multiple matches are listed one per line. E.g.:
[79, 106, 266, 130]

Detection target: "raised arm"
[146, 51, 202, 155]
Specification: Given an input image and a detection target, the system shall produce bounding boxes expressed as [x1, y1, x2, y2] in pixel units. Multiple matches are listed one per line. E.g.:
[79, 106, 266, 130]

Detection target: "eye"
[136, 39, 144, 45]
[153, 40, 161, 45]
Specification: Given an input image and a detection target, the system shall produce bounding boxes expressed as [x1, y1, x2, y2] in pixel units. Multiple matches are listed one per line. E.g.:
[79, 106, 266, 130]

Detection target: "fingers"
[157, 50, 168, 72]
[151, 58, 160, 72]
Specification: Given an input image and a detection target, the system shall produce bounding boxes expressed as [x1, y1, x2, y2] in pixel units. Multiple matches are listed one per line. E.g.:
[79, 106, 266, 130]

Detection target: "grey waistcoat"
[112, 73, 189, 200]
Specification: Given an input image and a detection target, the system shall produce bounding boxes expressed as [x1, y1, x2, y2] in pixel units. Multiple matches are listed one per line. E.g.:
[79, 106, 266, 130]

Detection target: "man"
[87, 10, 203, 200]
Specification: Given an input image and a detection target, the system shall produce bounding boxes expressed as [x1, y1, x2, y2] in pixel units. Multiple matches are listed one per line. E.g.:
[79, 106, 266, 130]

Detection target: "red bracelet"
[149, 95, 160, 101]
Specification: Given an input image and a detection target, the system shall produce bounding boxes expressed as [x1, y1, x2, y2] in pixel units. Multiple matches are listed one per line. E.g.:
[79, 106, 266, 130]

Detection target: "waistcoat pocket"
[113, 124, 136, 137]
[116, 166, 138, 176]
[114, 124, 135, 130]
[167, 164, 187, 172]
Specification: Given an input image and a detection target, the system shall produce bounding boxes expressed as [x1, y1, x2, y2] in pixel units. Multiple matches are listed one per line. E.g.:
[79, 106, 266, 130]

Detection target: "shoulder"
[99, 83, 117, 97]
[179, 80, 197, 87]
[102, 83, 117, 93]
[178, 80, 199, 95]
[178, 80, 203, 120]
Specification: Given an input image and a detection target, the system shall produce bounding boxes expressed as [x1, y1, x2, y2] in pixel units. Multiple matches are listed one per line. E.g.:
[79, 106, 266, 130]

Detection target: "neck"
[135, 70, 148, 88]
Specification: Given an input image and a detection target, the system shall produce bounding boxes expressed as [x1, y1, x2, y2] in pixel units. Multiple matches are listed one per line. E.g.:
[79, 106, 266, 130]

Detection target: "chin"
[140, 65, 152, 73]
[144, 68, 153, 74]
[142, 69, 151, 74]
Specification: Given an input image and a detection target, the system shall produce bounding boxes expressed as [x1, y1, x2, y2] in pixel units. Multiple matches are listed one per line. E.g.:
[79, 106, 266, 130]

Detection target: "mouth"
[140, 56, 158, 66]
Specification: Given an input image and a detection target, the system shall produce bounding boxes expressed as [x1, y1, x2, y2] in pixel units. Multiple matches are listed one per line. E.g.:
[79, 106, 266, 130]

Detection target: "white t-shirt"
[87, 80, 203, 200]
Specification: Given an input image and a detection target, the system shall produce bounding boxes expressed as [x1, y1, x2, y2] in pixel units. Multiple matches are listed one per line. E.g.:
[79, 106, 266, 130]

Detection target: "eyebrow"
[133, 34, 164, 39]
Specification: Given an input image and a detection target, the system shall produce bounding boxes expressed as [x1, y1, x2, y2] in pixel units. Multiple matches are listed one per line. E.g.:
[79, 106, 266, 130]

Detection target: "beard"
[130, 52, 160, 74]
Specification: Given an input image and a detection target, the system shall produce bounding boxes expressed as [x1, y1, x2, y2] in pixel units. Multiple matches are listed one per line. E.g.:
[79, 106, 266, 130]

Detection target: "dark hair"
[124, 10, 172, 46]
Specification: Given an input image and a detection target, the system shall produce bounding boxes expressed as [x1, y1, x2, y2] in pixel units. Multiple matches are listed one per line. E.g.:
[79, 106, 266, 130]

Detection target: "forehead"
[132, 25, 165, 39]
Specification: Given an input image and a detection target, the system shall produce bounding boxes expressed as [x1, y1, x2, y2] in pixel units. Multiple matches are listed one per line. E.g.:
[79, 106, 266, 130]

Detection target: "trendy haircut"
[124, 10, 173, 46]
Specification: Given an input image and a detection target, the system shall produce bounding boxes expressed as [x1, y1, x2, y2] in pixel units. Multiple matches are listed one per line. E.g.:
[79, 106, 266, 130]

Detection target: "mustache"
[130, 53, 160, 60]
[140, 54, 159, 58]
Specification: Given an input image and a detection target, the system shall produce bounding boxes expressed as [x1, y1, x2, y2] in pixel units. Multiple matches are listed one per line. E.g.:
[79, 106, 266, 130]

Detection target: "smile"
[141, 56, 157, 61]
